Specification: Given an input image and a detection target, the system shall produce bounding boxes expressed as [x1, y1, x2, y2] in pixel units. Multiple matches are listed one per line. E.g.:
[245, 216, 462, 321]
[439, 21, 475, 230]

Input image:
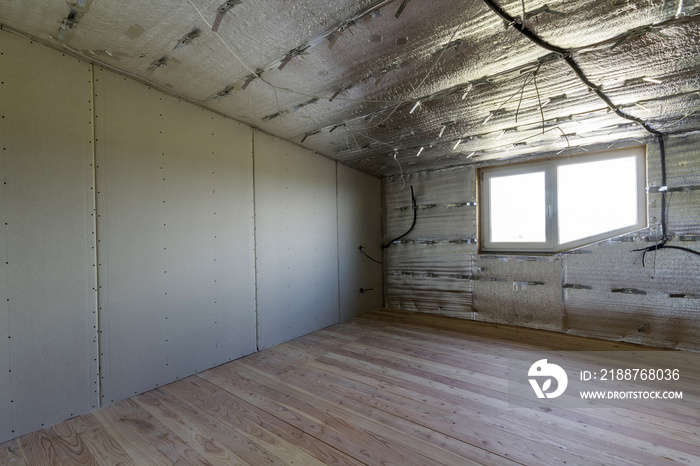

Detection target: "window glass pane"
[558, 156, 638, 244]
[490, 171, 546, 243]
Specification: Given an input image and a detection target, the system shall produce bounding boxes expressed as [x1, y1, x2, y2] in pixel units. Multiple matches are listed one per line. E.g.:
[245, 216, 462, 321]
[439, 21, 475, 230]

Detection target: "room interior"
[1, 0, 699, 464]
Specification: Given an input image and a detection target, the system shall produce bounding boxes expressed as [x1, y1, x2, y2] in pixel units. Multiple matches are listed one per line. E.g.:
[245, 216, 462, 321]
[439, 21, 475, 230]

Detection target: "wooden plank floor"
[2, 308, 699, 465]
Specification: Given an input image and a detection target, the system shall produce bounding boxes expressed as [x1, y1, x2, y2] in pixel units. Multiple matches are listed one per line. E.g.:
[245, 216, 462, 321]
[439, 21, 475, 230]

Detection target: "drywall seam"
[0, 44, 10, 439]
[336, 161, 341, 323]
[252, 129, 260, 351]
[89, 63, 102, 409]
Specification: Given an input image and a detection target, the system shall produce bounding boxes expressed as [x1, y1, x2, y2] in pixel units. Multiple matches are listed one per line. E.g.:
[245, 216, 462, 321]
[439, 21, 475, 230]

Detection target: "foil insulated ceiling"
[1, 0, 699, 177]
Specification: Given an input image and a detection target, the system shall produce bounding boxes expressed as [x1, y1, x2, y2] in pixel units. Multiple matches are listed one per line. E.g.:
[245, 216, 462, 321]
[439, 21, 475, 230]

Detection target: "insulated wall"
[0, 34, 99, 440]
[94, 70, 257, 404]
[254, 134, 341, 349]
[562, 135, 700, 351]
[384, 135, 700, 351]
[383, 170, 476, 317]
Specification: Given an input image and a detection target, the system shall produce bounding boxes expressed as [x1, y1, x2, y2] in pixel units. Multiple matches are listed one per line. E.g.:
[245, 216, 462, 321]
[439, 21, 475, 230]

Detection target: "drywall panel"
[95, 70, 257, 404]
[208, 116, 257, 364]
[1, 32, 98, 441]
[254, 133, 339, 349]
[337, 164, 382, 321]
[0, 46, 8, 441]
[161, 100, 219, 381]
[160, 100, 256, 379]
[94, 69, 169, 404]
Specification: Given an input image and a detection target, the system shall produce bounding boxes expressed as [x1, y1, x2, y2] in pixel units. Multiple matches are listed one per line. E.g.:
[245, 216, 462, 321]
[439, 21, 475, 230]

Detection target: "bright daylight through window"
[479, 146, 646, 253]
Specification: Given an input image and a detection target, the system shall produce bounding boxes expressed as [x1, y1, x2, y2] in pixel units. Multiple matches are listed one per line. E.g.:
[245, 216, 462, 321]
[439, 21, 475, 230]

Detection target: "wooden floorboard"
[2, 308, 699, 465]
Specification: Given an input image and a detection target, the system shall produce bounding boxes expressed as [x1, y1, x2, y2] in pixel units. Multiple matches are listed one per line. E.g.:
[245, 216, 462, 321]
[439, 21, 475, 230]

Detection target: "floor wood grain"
[2, 308, 699, 465]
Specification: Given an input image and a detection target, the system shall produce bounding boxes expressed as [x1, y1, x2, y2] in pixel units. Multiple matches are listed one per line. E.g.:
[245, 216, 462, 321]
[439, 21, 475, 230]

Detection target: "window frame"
[478, 146, 647, 254]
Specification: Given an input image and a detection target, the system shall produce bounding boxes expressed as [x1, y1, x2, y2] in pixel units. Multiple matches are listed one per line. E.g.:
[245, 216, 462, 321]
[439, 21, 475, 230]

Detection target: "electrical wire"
[631, 136, 700, 266]
[392, 153, 406, 189]
[480, 0, 664, 138]
[634, 243, 700, 267]
[186, 0, 697, 141]
[183, 0, 700, 184]
[383, 186, 416, 248]
[495, 71, 533, 113]
[359, 246, 382, 264]
[187, 0, 411, 109]
[359, 23, 464, 132]
[479, 0, 700, 266]
[532, 66, 545, 134]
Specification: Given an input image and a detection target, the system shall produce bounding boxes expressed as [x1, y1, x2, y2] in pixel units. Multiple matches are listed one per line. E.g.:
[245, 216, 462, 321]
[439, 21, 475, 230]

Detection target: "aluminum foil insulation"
[383, 132, 700, 351]
[0, 0, 698, 176]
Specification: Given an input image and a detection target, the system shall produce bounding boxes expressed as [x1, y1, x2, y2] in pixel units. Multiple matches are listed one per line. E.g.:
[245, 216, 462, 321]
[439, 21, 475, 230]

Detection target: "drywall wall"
[383, 135, 700, 351]
[0, 29, 382, 443]
[254, 134, 340, 349]
[94, 69, 257, 404]
[0, 34, 99, 440]
[0, 116, 6, 441]
[338, 164, 383, 321]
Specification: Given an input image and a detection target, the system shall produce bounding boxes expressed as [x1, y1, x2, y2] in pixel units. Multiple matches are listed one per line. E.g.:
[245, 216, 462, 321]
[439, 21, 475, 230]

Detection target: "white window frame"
[479, 146, 647, 254]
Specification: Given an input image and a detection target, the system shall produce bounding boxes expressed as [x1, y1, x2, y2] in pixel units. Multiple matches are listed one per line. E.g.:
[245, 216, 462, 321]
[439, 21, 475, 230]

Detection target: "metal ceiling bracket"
[213, 85, 235, 101]
[240, 71, 262, 90]
[175, 28, 201, 51]
[563, 284, 593, 290]
[212, 0, 242, 32]
[58, 9, 79, 41]
[611, 288, 647, 295]
[147, 56, 168, 73]
[669, 293, 699, 299]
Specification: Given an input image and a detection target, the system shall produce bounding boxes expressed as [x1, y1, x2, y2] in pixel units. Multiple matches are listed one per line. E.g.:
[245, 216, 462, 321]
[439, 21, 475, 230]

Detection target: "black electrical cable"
[359, 246, 382, 264]
[631, 136, 700, 265]
[635, 244, 700, 267]
[395, 0, 412, 19]
[480, 0, 664, 138]
[383, 186, 416, 249]
[660, 133, 668, 240]
[480, 0, 699, 266]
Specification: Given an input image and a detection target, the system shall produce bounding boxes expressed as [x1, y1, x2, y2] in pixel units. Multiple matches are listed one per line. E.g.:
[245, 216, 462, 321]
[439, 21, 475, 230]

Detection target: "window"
[479, 146, 647, 253]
